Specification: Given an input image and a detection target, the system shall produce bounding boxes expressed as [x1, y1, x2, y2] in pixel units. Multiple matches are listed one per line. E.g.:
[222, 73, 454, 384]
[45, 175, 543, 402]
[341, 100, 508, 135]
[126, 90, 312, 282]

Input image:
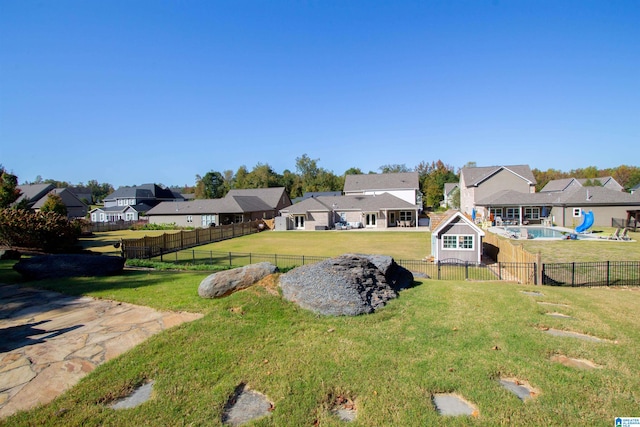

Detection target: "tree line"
[6, 158, 640, 211]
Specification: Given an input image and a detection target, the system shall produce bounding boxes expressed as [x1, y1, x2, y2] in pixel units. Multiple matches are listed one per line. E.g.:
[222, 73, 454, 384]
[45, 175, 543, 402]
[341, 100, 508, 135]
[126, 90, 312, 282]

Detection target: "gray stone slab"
[521, 291, 544, 296]
[110, 381, 154, 410]
[544, 328, 606, 342]
[499, 379, 534, 401]
[223, 386, 273, 426]
[432, 393, 477, 416]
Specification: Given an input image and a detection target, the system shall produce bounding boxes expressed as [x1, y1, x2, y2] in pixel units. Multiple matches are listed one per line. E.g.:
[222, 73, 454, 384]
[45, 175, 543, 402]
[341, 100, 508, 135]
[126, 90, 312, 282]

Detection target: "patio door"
[294, 215, 305, 229]
[365, 213, 377, 227]
[390, 212, 396, 226]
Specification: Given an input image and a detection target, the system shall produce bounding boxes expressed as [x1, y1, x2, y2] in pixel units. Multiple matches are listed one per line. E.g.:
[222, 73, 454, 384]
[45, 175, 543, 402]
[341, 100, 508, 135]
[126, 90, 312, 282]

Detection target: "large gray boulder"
[279, 254, 410, 316]
[13, 254, 125, 280]
[198, 262, 278, 299]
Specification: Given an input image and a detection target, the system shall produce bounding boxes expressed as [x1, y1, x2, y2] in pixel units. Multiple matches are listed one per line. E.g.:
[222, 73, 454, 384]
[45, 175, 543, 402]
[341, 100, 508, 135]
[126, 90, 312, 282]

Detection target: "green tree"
[86, 180, 114, 204]
[40, 193, 67, 216]
[420, 160, 458, 209]
[195, 171, 226, 199]
[245, 163, 282, 188]
[0, 165, 21, 208]
[379, 164, 411, 173]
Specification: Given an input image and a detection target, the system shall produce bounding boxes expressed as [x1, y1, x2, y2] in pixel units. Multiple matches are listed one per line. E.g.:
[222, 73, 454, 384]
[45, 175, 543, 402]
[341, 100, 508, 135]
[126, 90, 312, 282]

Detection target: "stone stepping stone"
[543, 328, 610, 343]
[521, 291, 544, 297]
[331, 395, 357, 422]
[545, 312, 573, 319]
[110, 381, 154, 410]
[222, 384, 273, 426]
[499, 378, 539, 401]
[550, 355, 602, 370]
[432, 393, 479, 417]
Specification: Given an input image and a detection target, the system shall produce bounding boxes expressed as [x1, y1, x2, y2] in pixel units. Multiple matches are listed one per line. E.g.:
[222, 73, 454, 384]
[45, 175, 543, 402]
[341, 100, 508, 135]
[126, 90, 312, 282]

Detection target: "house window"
[234, 214, 244, 223]
[524, 207, 540, 219]
[100, 213, 105, 222]
[187, 215, 193, 223]
[442, 234, 474, 250]
[125, 213, 135, 221]
[489, 208, 503, 218]
[202, 215, 216, 227]
[399, 211, 412, 221]
[506, 208, 519, 219]
[573, 208, 581, 217]
[117, 199, 123, 206]
[91, 213, 97, 222]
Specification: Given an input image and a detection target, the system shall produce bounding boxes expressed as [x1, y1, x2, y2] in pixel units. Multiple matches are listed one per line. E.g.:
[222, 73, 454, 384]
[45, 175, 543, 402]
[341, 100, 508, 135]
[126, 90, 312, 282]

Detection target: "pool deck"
[488, 225, 606, 240]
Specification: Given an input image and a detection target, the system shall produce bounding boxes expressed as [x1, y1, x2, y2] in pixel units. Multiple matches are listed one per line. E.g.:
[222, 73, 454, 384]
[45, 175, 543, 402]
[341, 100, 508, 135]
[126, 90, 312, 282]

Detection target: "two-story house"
[90, 183, 184, 223]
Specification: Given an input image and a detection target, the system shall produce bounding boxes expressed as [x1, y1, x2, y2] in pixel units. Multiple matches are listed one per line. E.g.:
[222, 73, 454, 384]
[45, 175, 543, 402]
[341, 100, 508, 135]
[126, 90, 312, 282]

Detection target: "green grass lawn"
[2, 229, 637, 425]
[2, 271, 639, 426]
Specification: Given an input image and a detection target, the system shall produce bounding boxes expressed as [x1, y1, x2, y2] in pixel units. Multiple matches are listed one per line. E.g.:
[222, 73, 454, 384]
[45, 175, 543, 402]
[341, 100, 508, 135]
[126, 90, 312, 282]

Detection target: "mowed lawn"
[2, 229, 640, 426]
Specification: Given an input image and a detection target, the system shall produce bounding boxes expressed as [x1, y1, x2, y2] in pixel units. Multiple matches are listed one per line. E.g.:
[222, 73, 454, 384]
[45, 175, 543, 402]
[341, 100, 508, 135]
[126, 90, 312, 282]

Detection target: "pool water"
[505, 227, 569, 239]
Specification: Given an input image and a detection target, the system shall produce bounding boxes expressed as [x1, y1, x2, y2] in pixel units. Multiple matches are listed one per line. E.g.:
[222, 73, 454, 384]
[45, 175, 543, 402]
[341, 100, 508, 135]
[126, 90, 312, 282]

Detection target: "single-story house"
[15, 184, 88, 219]
[278, 193, 420, 230]
[430, 211, 485, 263]
[146, 187, 291, 228]
[476, 186, 640, 228]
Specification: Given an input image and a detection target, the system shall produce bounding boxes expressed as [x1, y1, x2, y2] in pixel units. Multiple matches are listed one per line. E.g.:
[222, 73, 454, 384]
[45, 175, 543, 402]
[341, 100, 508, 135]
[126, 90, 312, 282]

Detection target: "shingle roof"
[539, 178, 577, 193]
[280, 193, 418, 214]
[31, 188, 87, 209]
[146, 196, 272, 215]
[225, 187, 288, 209]
[104, 184, 182, 201]
[15, 184, 55, 206]
[476, 186, 640, 207]
[343, 172, 419, 192]
[444, 183, 458, 195]
[460, 165, 536, 187]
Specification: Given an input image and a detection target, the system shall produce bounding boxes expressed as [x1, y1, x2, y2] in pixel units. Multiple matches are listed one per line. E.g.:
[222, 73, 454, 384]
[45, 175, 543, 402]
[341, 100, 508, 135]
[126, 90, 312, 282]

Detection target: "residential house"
[145, 187, 291, 228]
[631, 183, 640, 194]
[459, 165, 536, 220]
[90, 183, 184, 223]
[279, 193, 420, 230]
[67, 186, 93, 205]
[442, 182, 459, 208]
[15, 184, 88, 219]
[430, 211, 485, 263]
[291, 191, 342, 204]
[540, 176, 624, 193]
[343, 172, 423, 210]
[476, 186, 640, 228]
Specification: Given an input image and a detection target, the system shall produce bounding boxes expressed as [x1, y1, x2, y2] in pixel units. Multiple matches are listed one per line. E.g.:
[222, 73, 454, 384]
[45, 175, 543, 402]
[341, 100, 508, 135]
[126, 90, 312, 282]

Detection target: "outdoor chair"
[609, 228, 622, 240]
[620, 228, 631, 241]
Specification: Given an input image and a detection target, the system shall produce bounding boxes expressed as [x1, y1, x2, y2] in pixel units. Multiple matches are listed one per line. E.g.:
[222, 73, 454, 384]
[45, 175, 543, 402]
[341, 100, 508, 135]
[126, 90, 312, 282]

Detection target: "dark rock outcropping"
[13, 254, 125, 280]
[279, 254, 413, 316]
[198, 262, 278, 299]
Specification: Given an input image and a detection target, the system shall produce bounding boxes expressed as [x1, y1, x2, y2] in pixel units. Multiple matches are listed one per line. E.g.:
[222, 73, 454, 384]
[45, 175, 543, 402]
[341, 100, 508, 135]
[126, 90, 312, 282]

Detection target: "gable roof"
[146, 196, 273, 216]
[539, 178, 578, 193]
[31, 188, 87, 209]
[281, 193, 418, 215]
[541, 176, 623, 193]
[460, 165, 536, 188]
[444, 182, 459, 196]
[225, 187, 289, 209]
[15, 184, 56, 206]
[432, 211, 485, 237]
[104, 184, 183, 202]
[343, 172, 419, 192]
[476, 186, 640, 207]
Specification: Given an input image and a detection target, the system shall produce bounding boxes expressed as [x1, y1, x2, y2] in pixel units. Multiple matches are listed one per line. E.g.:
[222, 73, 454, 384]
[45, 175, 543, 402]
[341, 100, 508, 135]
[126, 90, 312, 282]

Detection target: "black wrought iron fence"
[542, 261, 640, 287]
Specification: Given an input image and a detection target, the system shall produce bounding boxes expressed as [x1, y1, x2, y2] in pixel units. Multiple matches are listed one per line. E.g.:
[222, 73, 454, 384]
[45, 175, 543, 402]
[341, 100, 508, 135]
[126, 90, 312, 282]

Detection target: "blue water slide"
[575, 210, 594, 233]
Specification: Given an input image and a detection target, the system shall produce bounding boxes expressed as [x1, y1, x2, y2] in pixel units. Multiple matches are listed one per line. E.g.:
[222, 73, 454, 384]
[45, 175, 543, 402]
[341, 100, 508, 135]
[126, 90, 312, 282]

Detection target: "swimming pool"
[504, 226, 572, 239]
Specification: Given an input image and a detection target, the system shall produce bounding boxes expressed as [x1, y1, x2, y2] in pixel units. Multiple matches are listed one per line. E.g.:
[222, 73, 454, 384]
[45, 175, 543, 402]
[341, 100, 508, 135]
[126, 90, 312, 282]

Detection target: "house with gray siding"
[344, 172, 423, 210]
[476, 186, 640, 228]
[90, 183, 184, 222]
[540, 176, 624, 193]
[15, 184, 88, 219]
[459, 165, 536, 220]
[431, 211, 485, 263]
[146, 187, 291, 228]
[279, 193, 420, 230]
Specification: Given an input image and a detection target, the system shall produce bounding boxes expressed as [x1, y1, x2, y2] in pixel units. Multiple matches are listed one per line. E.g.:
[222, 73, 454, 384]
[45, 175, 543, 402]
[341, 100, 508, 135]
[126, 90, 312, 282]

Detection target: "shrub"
[0, 208, 81, 252]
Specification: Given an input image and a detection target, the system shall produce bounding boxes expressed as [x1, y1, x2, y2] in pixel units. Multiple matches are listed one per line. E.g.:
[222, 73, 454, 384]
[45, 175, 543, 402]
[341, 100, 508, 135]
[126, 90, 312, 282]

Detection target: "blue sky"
[1, 0, 638, 189]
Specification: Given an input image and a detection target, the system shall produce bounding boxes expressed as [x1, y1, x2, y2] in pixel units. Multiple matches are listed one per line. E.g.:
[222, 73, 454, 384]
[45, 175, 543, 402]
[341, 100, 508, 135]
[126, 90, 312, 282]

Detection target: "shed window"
[443, 234, 475, 250]
[573, 208, 581, 217]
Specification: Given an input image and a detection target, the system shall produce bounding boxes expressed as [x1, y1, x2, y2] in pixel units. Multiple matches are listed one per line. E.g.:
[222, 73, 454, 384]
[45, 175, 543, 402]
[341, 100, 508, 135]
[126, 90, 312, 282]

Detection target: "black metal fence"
[542, 261, 640, 287]
[126, 247, 640, 287]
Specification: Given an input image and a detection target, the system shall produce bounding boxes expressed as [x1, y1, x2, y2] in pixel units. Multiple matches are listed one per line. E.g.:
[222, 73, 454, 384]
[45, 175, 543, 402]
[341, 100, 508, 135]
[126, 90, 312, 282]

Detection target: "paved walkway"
[0, 283, 203, 419]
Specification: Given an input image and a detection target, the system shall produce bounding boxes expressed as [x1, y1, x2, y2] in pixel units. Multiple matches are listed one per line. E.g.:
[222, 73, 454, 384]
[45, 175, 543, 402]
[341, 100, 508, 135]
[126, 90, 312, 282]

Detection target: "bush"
[0, 208, 81, 252]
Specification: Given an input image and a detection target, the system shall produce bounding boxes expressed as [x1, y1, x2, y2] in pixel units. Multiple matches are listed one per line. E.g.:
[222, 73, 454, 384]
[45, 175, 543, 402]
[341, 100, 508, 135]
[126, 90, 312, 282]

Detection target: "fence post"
[607, 260, 610, 286]
[536, 253, 542, 285]
[249, 253, 252, 264]
[229, 252, 232, 267]
[498, 262, 502, 280]
[571, 263, 575, 286]
[465, 262, 469, 280]
[437, 261, 441, 280]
